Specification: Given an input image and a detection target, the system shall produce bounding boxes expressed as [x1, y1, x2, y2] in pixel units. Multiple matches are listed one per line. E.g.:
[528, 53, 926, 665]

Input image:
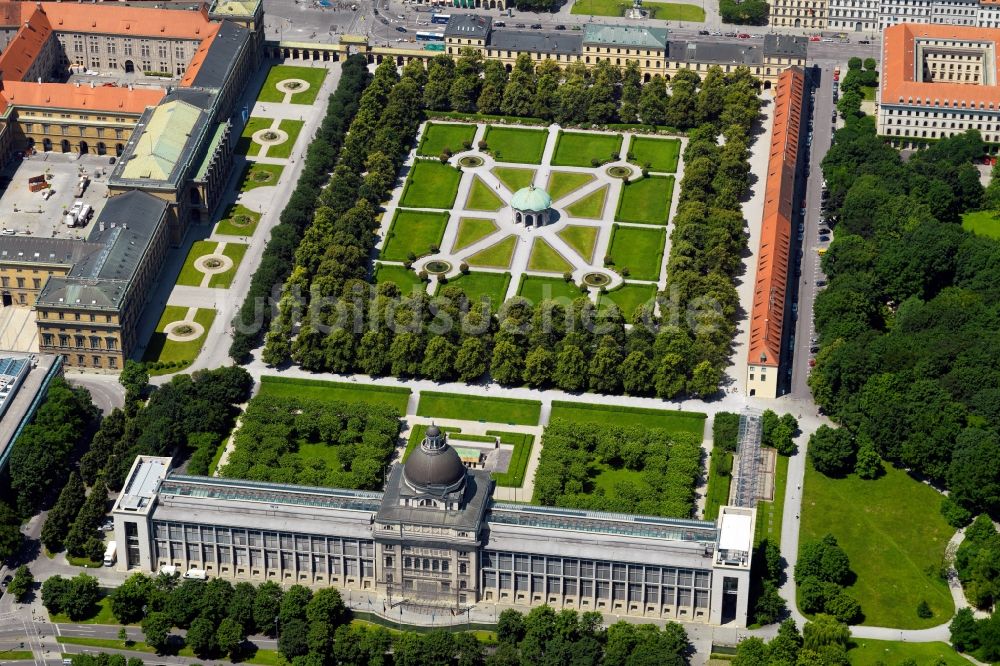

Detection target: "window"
[16, 277, 24, 288]
[108, 42, 116, 55]
[43, 333, 53, 346]
[75, 336, 85, 349]
[106, 338, 117, 350]
[59, 335, 69, 347]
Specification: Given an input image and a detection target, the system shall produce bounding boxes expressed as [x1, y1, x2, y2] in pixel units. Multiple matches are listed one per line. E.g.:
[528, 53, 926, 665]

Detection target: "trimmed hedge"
[229, 55, 370, 361]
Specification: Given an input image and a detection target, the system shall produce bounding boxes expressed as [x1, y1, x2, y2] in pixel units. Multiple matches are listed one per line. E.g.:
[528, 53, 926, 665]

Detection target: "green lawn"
[374, 263, 426, 295]
[703, 451, 732, 521]
[417, 391, 542, 425]
[467, 235, 517, 269]
[962, 209, 1000, 239]
[237, 116, 273, 156]
[438, 271, 511, 307]
[571, 0, 705, 20]
[399, 160, 462, 209]
[142, 306, 215, 375]
[489, 430, 535, 487]
[259, 376, 411, 412]
[418, 122, 478, 157]
[207, 436, 229, 476]
[800, 462, 956, 628]
[454, 217, 498, 252]
[608, 224, 665, 281]
[594, 465, 649, 497]
[0, 650, 32, 660]
[174, 241, 247, 288]
[297, 442, 342, 468]
[57, 636, 155, 654]
[628, 136, 681, 172]
[860, 85, 877, 101]
[266, 119, 306, 159]
[616, 176, 674, 225]
[547, 171, 595, 202]
[239, 162, 284, 191]
[552, 131, 623, 167]
[492, 166, 536, 192]
[549, 401, 706, 436]
[381, 209, 450, 262]
[755, 454, 787, 546]
[215, 203, 261, 237]
[564, 185, 608, 219]
[557, 224, 599, 262]
[483, 126, 548, 164]
[517, 275, 583, 303]
[846, 639, 967, 666]
[528, 238, 574, 273]
[599, 283, 657, 319]
[466, 176, 505, 211]
[49, 596, 117, 624]
[257, 64, 328, 104]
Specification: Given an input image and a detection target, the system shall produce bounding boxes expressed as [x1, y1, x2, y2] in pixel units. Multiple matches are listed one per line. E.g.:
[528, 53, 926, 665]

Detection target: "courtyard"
[374, 121, 683, 318]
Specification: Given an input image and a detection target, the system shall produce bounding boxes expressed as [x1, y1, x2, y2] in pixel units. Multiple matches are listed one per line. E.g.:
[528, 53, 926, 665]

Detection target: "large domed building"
[511, 185, 553, 227]
[402, 425, 468, 497]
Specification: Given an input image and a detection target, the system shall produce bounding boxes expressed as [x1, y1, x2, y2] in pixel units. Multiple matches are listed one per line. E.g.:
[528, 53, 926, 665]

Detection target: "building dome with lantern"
[511, 185, 553, 227]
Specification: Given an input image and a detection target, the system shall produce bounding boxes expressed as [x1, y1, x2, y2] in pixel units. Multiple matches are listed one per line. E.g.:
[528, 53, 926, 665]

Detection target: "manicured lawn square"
[257, 64, 327, 104]
[608, 225, 665, 281]
[381, 209, 450, 262]
[492, 166, 536, 192]
[552, 131, 623, 167]
[374, 263, 426, 295]
[517, 275, 583, 303]
[564, 185, 608, 219]
[599, 283, 657, 320]
[215, 204, 261, 237]
[615, 176, 673, 225]
[438, 271, 511, 308]
[142, 306, 215, 375]
[237, 117, 273, 156]
[628, 136, 681, 172]
[571, 0, 705, 20]
[557, 224, 599, 262]
[846, 640, 967, 666]
[208, 243, 248, 288]
[417, 391, 542, 425]
[547, 171, 595, 202]
[483, 126, 548, 164]
[265, 119, 305, 159]
[258, 376, 411, 412]
[176, 241, 217, 287]
[466, 177, 505, 211]
[466, 235, 517, 269]
[399, 160, 462, 209]
[239, 162, 284, 191]
[800, 463, 955, 628]
[528, 238, 574, 274]
[548, 401, 706, 435]
[418, 123, 477, 157]
[453, 217, 498, 252]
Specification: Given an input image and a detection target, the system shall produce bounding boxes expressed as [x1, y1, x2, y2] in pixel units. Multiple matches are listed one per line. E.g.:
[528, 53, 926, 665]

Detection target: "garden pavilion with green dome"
[511, 185, 553, 227]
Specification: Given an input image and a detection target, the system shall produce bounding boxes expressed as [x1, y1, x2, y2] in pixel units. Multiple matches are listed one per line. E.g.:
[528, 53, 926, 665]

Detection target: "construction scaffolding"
[731, 409, 764, 508]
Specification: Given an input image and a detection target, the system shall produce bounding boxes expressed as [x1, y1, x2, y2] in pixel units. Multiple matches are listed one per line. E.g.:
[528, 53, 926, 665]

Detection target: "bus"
[431, 12, 451, 23]
[416, 31, 445, 41]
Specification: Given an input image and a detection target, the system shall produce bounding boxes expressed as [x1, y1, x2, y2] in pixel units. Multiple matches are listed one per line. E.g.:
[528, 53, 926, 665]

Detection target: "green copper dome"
[511, 186, 552, 212]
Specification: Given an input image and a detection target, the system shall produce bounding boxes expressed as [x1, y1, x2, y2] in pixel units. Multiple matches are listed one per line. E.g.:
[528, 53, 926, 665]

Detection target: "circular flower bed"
[607, 165, 633, 179]
[261, 130, 279, 141]
[284, 81, 302, 90]
[173, 324, 195, 336]
[583, 272, 612, 288]
[230, 214, 253, 228]
[458, 155, 484, 168]
[251, 170, 274, 184]
[425, 260, 452, 275]
[203, 258, 223, 269]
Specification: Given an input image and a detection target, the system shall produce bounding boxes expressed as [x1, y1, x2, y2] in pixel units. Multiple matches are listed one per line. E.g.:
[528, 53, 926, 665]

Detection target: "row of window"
[69, 38, 189, 59]
[155, 541, 376, 577]
[481, 572, 711, 608]
[42, 333, 118, 350]
[39, 310, 114, 323]
[153, 521, 376, 557]
[21, 124, 126, 139]
[60, 353, 117, 368]
[1, 276, 41, 290]
[481, 551, 711, 588]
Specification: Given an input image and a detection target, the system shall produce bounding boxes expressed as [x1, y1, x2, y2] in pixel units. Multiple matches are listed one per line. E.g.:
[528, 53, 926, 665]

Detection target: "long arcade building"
[114, 428, 756, 627]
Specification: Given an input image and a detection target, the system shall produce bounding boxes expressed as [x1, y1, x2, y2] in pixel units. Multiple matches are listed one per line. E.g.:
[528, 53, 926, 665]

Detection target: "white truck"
[183, 568, 207, 580]
[103, 541, 117, 567]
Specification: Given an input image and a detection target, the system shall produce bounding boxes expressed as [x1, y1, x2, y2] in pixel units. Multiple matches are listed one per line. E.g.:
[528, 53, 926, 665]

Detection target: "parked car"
[816, 279, 827, 286]
[818, 227, 830, 234]
[859, 39, 870, 44]
[810, 345, 820, 353]
[724, 31, 737, 37]
[698, 29, 710, 35]
[737, 33, 750, 39]
[809, 358, 817, 367]
[711, 30, 723, 36]
[1, 575, 11, 587]
[515, 22, 526, 27]
[554, 24, 565, 29]
[530, 23, 542, 28]
[494, 20, 506, 26]
[395, 26, 407, 32]
[809, 35, 821, 41]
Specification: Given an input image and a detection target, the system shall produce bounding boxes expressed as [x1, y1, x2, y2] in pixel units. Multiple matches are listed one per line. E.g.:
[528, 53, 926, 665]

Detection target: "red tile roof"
[747, 67, 804, 368]
[178, 22, 222, 87]
[37, 2, 212, 40]
[0, 5, 52, 82]
[0, 81, 165, 114]
[882, 24, 1000, 110]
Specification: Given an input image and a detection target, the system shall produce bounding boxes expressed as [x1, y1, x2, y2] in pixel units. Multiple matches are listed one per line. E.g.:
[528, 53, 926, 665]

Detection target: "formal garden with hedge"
[240, 51, 761, 401]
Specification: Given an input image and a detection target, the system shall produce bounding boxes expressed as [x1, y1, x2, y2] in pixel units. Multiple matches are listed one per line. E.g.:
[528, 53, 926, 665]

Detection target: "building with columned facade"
[113, 426, 756, 627]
